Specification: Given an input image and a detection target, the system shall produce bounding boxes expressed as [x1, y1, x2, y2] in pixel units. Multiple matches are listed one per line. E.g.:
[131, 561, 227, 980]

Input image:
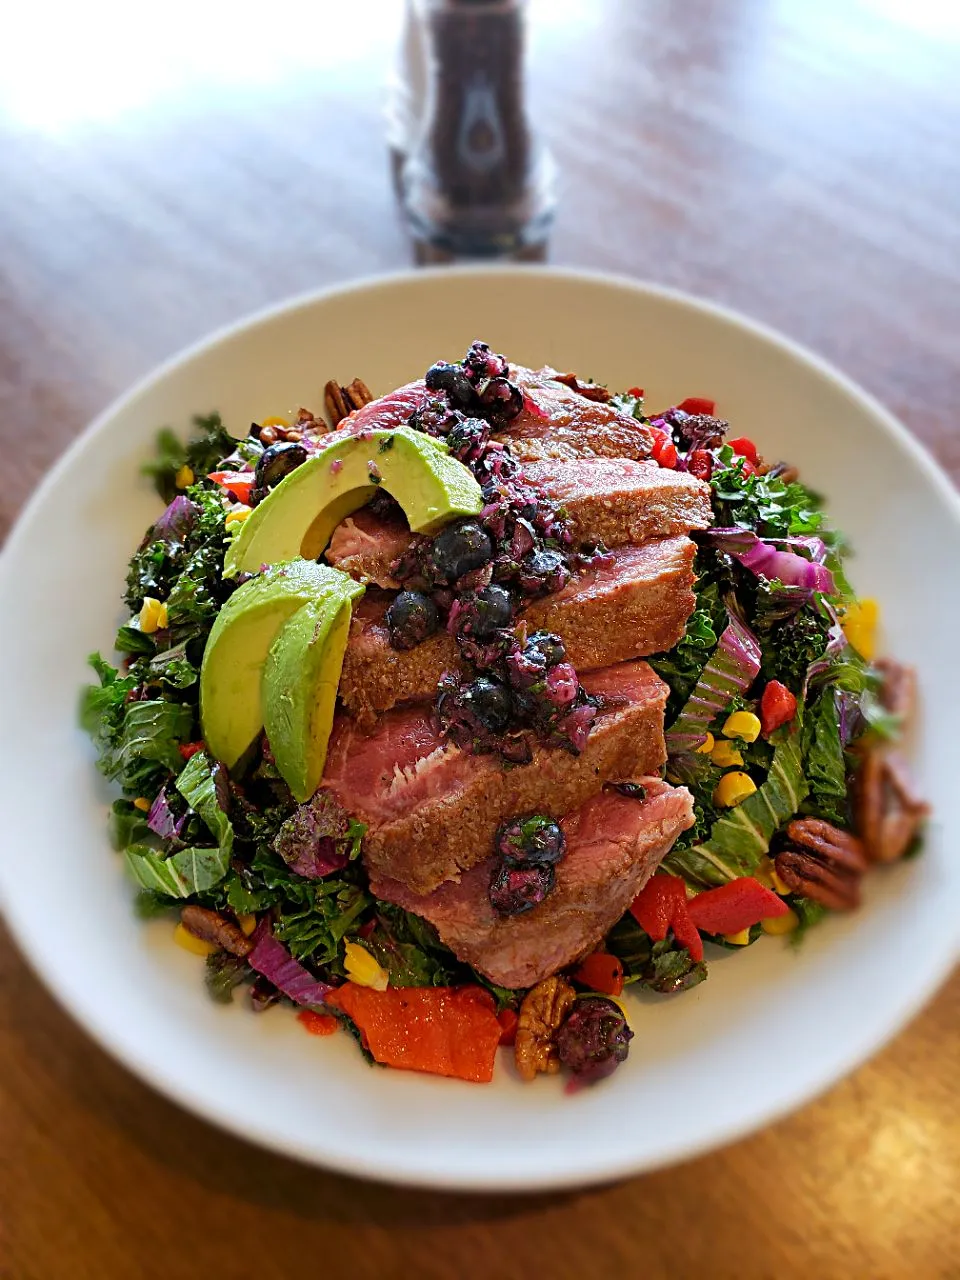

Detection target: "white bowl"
[1, 268, 957, 1191]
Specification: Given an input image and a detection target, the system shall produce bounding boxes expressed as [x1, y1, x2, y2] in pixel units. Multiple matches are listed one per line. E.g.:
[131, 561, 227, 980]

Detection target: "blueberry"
[385, 591, 440, 650]
[496, 814, 566, 867]
[254, 441, 308, 490]
[461, 675, 512, 734]
[429, 520, 494, 584]
[424, 361, 476, 410]
[478, 376, 524, 426]
[470, 585, 514, 638]
[517, 549, 571, 596]
[488, 862, 555, 916]
[555, 996, 633, 1084]
[524, 631, 567, 669]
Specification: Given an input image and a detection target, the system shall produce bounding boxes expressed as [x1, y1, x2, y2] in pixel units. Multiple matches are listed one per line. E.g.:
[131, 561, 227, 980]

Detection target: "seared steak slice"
[308, 367, 652, 464]
[323, 660, 669, 895]
[370, 778, 695, 987]
[325, 457, 710, 588]
[522, 456, 712, 544]
[338, 537, 696, 727]
[498, 366, 654, 463]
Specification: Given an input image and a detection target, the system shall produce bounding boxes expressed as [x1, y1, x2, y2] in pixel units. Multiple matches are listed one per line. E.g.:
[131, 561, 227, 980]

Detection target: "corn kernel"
[755, 856, 792, 896]
[174, 464, 194, 489]
[722, 710, 761, 742]
[710, 739, 744, 768]
[225, 505, 251, 527]
[841, 598, 879, 660]
[695, 732, 715, 754]
[173, 923, 219, 956]
[713, 771, 758, 808]
[133, 797, 152, 812]
[260, 415, 289, 427]
[237, 913, 257, 937]
[138, 596, 167, 633]
[762, 909, 800, 936]
[723, 928, 752, 946]
[343, 940, 389, 991]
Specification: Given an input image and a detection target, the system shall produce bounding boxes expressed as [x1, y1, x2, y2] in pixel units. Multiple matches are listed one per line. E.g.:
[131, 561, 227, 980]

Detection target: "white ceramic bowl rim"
[1, 266, 957, 1191]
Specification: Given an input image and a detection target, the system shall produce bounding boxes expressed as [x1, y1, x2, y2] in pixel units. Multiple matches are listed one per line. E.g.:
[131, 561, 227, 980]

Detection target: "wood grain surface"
[1, 1, 958, 1276]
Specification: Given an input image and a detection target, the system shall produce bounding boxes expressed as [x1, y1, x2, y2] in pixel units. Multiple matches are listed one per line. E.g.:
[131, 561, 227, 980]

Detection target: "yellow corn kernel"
[225, 505, 252, 527]
[260, 415, 289, 427]
[695, 732, 715, 754]
[841, 598, 879, 660]
[343, 940, 389, 991]
[174, 464, 195, 489]
[723, 928, 752, 946]
[755, 856, 792, 896]
[722, 710, 761, 742]
[138, 596, 167, 633]
[133, 796, 152, 812]
[173, 923, 219, 956]
[710, 739, 744, 768]
[237, 913, 257, 937]
[713, 771, 758, 808]
[762, 908, 800, 936]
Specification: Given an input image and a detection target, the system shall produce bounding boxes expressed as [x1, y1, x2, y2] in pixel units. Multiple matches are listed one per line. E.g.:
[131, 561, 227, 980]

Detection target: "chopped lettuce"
[800, 691, 848, 825]
[124, 752, 234, 897]
[606, 915, 707, 993]
[666, 726, 808, 886]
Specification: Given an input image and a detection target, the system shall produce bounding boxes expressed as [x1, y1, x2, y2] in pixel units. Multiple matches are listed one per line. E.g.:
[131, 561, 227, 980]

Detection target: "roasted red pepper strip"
[678, 396, 716, 416]
[629, 875, 704, 961]
[326, 984, 502, 1083]
[650, 428, 678, 469]
[207, 470, 255, 504]
[728, 436, 759, 465]
[572, 951, 625, 996]
[760, 680, 798, 737]
[687, 877, 788, 935]
[687, 449, 714, 481]
[178, 741, 205, 761]
[627, 385, 644, 398]
[297, 1010, 338, 1037]
[497, 1008, 518, 1047]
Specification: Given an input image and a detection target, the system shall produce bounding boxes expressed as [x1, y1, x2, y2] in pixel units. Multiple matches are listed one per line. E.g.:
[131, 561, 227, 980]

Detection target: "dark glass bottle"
[400, 0, 556, 261]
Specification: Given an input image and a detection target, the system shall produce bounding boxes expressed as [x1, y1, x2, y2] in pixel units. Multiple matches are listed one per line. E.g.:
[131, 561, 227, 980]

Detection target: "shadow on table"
[5, 940, 584, 1225]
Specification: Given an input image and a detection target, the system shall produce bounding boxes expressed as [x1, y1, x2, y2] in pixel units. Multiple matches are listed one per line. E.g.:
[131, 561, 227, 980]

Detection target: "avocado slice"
[224, 425, 483, 578]
[199, 559, 363, 768]
[262, 593, 356, 803]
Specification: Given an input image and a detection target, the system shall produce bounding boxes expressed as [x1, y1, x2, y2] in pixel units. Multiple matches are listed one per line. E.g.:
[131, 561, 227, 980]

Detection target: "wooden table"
[2, 2, 958, 1276]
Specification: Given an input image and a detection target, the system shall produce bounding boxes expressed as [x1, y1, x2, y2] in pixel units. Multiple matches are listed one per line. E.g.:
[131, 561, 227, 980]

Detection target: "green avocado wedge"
[199, 559, 363, 769]
[262, 593, 356, 803]
[224, 425, 483, 578]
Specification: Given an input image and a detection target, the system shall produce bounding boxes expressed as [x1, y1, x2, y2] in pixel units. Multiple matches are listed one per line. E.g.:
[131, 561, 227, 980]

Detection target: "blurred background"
[1, 2, 958, 1276]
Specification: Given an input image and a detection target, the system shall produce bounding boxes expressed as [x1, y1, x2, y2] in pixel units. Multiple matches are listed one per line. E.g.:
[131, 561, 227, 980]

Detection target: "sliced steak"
[499, 366, 654, 463]
[522, 456, 712, 544]
[338, 537, 696, 727]
[370, 778, 695, 987]
[324, 507, 418, 589]
[324, 660, 669, 895]
[324, 457, 711, 589]
[307, 368, 652, 464]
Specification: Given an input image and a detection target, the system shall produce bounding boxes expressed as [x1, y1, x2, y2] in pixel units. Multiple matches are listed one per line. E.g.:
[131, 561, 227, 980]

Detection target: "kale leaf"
[142, 412, 238, 503]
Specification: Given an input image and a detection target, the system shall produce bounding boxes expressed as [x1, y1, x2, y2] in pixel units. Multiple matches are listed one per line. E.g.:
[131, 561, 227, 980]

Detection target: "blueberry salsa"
[393, 342, 603, 763]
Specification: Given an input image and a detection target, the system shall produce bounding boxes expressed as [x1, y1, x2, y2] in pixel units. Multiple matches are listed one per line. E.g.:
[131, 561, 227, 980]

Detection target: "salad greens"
[82, 389, 906, 1032]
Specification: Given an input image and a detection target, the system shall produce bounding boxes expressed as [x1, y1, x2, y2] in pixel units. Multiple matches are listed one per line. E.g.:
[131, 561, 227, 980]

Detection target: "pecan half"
[324, 377, 373, 426]
[758, 461, 799, 483]
[514, 976, 576, 1082]
[874, 658, 917, 724]
[553, 371, 612, 403]
[855, 746, 929, 863]
[774, 817, 868, 911]
[180, 906, 254, 957]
